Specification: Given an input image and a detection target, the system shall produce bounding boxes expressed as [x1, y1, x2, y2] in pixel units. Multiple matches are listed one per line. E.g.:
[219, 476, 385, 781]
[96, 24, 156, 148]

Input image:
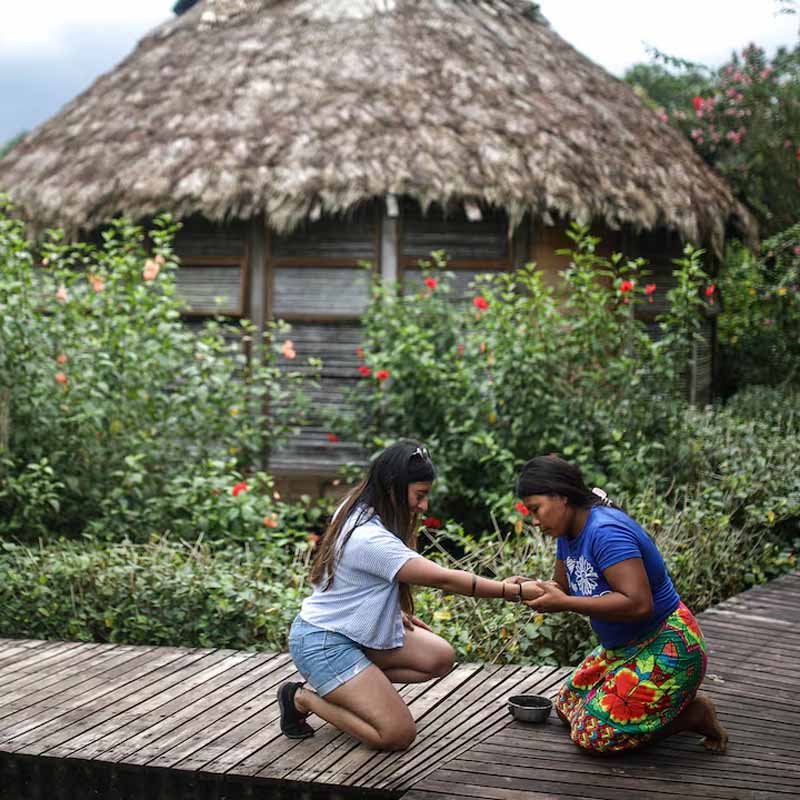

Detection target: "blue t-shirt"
[556, 506, 680, 648]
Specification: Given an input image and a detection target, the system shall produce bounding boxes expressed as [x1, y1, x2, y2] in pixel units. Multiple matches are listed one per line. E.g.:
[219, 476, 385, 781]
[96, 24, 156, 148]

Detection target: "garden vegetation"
[0, 196, 797, 666]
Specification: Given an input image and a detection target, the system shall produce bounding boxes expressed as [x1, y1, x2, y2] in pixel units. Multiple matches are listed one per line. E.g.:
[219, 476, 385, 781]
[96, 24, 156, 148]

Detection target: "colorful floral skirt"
[555, 602, 707, 753]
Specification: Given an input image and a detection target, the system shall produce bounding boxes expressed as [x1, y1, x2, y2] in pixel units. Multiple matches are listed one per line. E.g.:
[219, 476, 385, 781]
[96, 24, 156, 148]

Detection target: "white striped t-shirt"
[299, 509, 420, 649]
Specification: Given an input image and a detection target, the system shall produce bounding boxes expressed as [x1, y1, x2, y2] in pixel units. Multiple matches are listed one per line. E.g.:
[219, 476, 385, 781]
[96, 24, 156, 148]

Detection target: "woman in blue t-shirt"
[278, 439, 541, 749]
[512, 455, 728, 754]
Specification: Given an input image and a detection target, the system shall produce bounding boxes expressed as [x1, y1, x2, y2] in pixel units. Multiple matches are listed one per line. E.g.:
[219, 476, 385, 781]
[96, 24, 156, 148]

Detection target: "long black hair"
[310, 439, 436, 613]
[516, 455, 617, 509]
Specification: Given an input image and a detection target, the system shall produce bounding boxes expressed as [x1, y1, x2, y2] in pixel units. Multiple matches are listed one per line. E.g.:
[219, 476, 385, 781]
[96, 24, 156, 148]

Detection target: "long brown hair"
[309, 439, 436, 614]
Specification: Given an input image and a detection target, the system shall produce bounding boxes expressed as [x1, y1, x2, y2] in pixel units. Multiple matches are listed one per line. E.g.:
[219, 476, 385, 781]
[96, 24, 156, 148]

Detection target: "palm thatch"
[0, 0, 756, 252]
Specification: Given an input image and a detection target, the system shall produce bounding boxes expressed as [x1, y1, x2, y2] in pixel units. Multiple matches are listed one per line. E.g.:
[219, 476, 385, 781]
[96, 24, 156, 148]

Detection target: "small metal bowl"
[507, 694, 553, 723]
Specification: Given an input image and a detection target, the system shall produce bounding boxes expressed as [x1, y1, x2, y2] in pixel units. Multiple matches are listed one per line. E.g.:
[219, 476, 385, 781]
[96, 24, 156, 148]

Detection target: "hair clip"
[591, 487, 612, 506]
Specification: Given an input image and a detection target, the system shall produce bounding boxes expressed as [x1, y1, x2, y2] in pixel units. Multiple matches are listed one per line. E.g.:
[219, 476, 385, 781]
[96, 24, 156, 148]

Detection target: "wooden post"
[380, 197, 400, 295]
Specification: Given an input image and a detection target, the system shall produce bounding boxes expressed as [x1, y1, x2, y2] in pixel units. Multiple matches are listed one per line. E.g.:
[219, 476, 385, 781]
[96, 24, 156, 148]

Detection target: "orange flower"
[307, 533, 320, 545]
[598, 668, 658, 725]
[89, 275, 104, 293]
[56, 353, 68, 365]
[281, 339, 297, 359]
[55, 372, 68, 386]
[142, 259, 160, 281]
[263, 515, 279, 528]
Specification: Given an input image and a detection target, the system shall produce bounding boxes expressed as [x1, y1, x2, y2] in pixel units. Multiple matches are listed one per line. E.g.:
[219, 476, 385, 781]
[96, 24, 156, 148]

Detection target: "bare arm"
[526, 558, 654, 621]
[552, 559, 569, 593]
[395, 557, 542, 602]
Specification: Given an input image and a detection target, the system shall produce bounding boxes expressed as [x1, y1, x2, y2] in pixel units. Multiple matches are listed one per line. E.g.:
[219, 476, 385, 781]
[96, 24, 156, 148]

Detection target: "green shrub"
[0, 201, 316, 540]
[334, 225, 708, 530]
[717, 223, 800, 392]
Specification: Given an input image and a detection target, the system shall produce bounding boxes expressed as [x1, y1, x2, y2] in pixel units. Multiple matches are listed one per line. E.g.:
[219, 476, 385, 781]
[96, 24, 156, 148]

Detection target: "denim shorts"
[288, 615, 374, 697]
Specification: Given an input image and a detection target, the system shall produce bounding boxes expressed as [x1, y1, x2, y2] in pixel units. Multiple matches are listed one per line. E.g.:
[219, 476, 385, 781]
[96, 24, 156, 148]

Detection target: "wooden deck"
[406, 570, 800, 800]
[0, 571, 797, 799]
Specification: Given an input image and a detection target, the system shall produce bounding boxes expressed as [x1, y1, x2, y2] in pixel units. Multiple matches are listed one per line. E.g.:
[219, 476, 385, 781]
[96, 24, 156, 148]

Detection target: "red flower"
[619, 280, 634, 293]
[358, 365, 372, 377]
[457, 343, 465, 356]
[705, 283, 717, 305]
[375, 369, 390, 381]
[424, 277, 438, 290]
[327, 432, 340, 443]
[598, 668, 658, 725]
[692, 95, 704, 112]
[644, 283, 657, 303]
[423, 516, 442, 529]
[231, 481, 249, 497]
[472, 296, 489, 311]
[514, 501, 530, 516]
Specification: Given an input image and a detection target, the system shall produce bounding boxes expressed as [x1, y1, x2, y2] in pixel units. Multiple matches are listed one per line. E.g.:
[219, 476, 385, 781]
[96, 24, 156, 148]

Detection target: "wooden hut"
[0, 0, 756, 495]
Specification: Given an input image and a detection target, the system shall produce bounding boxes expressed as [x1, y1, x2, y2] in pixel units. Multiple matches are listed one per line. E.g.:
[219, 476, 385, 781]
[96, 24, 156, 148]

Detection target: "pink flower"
[89, 275, 104, 293]
[793, 246, 800, 256]
[424, 277, 438, 290]
[327, 433, 340, 443]
[154, 254, 166, 265]
[472, 296, 489, 311]
[55, 285, 69, 303]
[281, 339, 296, 360]
[142, 259, 160, 281]
[358, 365, 372, 377]
[375, 369, 390, 382]
[231, 481, 249, 497]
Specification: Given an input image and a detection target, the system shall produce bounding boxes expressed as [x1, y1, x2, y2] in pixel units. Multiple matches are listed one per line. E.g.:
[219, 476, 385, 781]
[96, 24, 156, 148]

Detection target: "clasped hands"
[505, 575, 569, 612]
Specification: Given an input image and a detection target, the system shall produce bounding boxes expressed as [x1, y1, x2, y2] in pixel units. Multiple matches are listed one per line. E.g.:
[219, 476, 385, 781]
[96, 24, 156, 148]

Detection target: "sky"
[1, 0, 798, 145]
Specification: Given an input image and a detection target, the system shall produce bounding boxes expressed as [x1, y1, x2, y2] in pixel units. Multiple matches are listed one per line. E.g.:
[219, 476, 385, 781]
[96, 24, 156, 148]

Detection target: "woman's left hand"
[403, 613, 433, 632]
[524, 580, 569, 613]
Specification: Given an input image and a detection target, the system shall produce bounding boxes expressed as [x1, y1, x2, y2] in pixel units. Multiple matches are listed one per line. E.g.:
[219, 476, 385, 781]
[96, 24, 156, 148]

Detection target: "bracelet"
[470, 574, 477, 597]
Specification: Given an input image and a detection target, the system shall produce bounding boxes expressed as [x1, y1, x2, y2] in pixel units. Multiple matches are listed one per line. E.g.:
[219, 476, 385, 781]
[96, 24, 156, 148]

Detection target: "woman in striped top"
[278, 439, 541, 750]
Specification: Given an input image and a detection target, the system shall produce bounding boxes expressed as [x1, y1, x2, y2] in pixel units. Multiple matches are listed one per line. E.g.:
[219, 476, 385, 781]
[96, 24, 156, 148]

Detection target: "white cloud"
[0, 0, 170, 55]
[541, 0, 798, 75]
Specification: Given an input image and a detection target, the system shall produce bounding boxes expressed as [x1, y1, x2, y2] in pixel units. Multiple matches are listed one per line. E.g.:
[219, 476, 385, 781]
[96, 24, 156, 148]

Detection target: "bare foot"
[693, 694, 728, 753]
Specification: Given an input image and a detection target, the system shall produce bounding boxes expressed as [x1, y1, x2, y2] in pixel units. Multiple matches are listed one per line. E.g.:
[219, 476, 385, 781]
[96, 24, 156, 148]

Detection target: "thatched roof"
[0, 0, 756, 251]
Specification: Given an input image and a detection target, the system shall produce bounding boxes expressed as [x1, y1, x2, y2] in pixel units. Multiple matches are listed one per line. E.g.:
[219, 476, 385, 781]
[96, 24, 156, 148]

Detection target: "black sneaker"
[278, 682, 315, 739]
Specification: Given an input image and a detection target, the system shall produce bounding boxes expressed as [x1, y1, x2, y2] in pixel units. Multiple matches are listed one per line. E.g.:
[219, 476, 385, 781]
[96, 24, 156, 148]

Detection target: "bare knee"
[378, 721, 416, 751]
[431, 643, 456, 678]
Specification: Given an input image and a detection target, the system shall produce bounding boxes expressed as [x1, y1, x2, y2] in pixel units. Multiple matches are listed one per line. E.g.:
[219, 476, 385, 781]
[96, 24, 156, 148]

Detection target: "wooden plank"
[169, 658, 303, 773]
[380, 666, 569, 792]
[86, 651, 272, 764]
[0, 640, 93, 683]
[144, 653, 295, 770]
[284, 663, 486, 786]
[0, 644, 155, 721]
[50, 650, 251, 761]
[1, 648, 221, 755]
[0, 639, 49, 670]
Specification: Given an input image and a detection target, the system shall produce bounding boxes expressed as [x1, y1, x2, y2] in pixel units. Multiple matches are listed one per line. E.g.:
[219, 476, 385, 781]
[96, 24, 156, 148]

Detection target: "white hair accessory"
[591, 487, 613, 506]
